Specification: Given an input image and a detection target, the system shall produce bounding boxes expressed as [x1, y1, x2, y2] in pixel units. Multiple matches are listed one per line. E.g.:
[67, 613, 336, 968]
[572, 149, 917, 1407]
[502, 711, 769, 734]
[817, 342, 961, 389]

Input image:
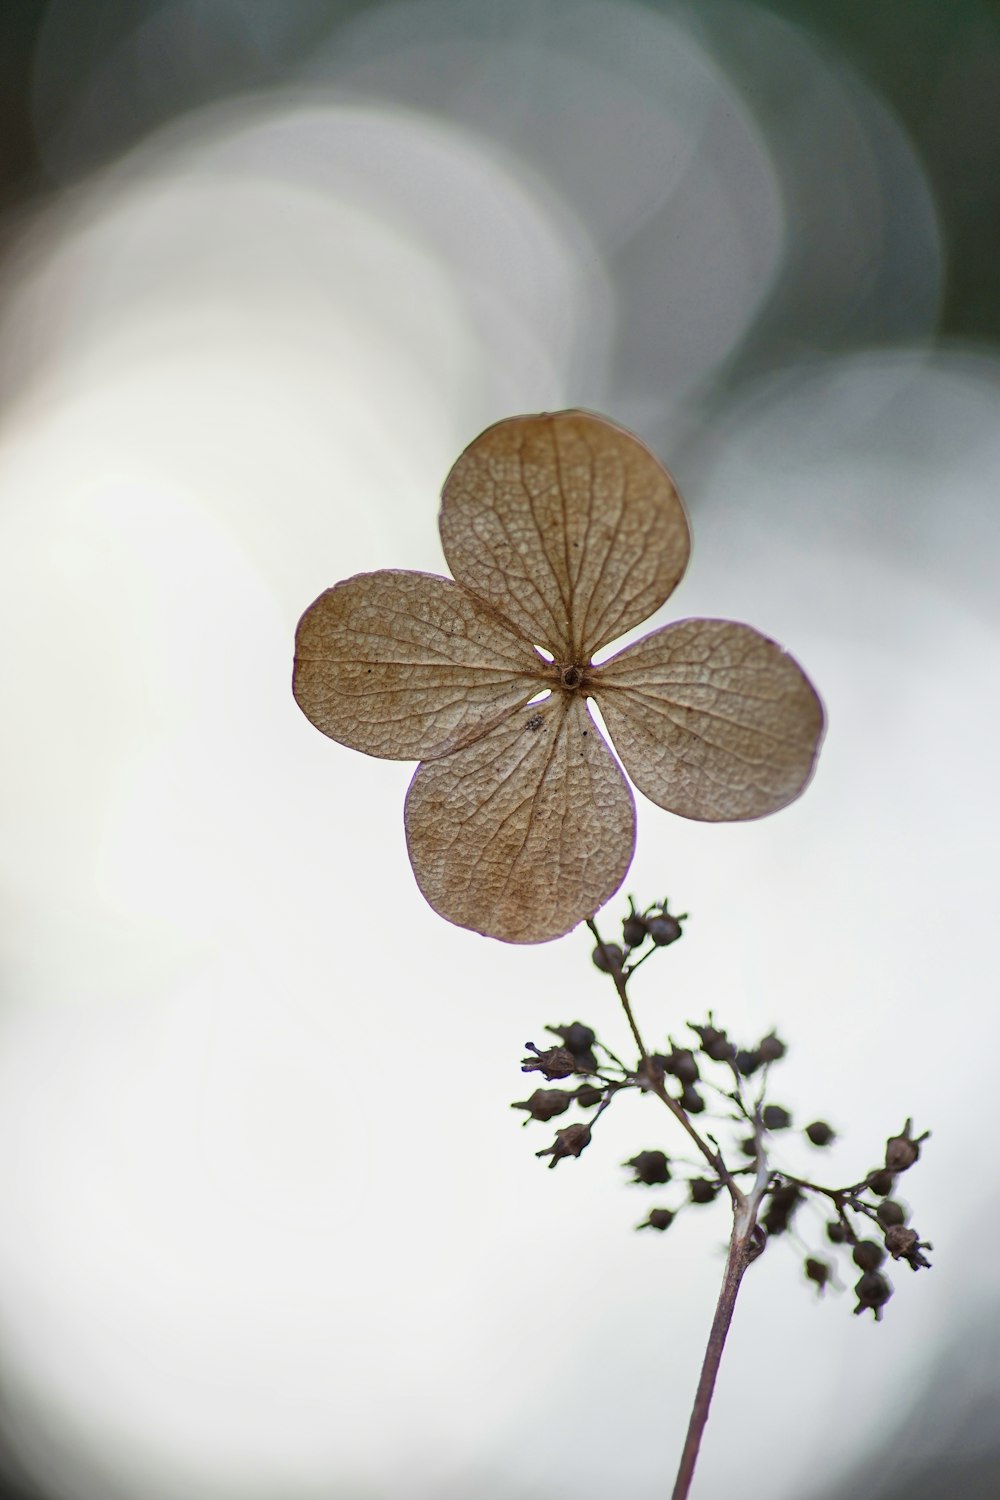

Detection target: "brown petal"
[591, 619, 824, 821]
[439, 410, 690, 662]
[293, 570, 548, 760]
[404, 694, 636, 943]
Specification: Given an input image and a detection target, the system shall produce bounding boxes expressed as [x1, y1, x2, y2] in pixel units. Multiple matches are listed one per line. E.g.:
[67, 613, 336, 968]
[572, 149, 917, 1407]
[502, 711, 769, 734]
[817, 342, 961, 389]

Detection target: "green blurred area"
[0, 0, 997, 336]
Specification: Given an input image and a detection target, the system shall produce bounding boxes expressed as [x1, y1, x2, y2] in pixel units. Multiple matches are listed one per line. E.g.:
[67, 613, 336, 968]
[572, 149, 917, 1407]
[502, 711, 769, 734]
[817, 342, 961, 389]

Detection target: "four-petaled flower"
[293, 410, 824, 943]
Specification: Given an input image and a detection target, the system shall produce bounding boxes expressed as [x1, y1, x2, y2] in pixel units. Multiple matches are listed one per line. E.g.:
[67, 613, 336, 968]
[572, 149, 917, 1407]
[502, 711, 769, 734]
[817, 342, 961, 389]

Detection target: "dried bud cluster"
[513, 894, 932, 1326]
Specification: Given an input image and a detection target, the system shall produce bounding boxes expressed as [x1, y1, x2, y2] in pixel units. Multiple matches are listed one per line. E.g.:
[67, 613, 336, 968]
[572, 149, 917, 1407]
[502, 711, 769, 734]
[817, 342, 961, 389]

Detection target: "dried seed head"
[805, 1120, 835, 1147]
[852, 1239, 886, 1272]
[648, 912, 683, 947]
[876, 1199, 907, 1230]
[690, 1022, 736, 1062]
[884, 1225, 932, 1270]
[622, 903, 648, 948]
[536, 1123, 592, 1169]
[663, 1047, 700, 1085]
[885, 1119, 927, 1173]
[639, 1208, 676, 1232]
[762, 1183, 802, 1236]
[757, 1032, 787, 1063]
[735, 1049, 763, 1077]
[592, 941, 625, 974]
[854, 1270, 893, 1320]
[805, 1257, 831, 1292]
[511, 1089, 574, 1123]
[625, 1150, 671, 1186]
[866, 1168, 897, 1197]
[522, 1044, 578, 1080]
[548, 1022, 599, 1071]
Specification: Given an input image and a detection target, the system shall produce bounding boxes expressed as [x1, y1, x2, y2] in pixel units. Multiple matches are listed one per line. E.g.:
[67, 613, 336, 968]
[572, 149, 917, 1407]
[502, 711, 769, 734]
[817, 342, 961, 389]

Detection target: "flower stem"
[670, 1215, 754, 1500]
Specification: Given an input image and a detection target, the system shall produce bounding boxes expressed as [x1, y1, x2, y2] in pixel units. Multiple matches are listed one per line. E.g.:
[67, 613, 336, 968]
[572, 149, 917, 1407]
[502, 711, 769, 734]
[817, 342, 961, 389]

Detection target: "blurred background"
[0, 1, 998, 1497]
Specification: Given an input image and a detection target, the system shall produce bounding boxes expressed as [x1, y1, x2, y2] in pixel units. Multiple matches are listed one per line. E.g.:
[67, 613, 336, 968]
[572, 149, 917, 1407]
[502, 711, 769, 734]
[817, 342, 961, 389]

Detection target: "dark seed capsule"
[854, 1270, 893, 1320]
[762, 1104, 792, 1131]
[622, 906, 647, 947]
[592, 942, 625, 974]
[640, 1208, 675, 1232]
[574, 1083, 604, 1109]
[511, 1089, 573, 1123]
[735, 1049, 763, 1077]
[876, 1199, 907, 1229]
[625, 1150, 671, 1186]
[805, 1257, 831, 1291]
[689, 1177, 717, 1205]
[826, 1220, 849, 1245]
[757, 1032, 787, 1063]
[805, 1120, 835, 1147]
[853, 1239, 886, 1272]
[680, 1085, 706, 1114]
[648, 914, 682, 946]
[664, 1048, 700, 1085]
[866, 1168, 897, 1197]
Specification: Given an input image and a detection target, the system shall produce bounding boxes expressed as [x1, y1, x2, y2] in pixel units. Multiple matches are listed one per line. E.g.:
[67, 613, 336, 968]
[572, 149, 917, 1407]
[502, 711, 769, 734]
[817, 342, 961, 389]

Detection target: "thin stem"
[670, 1219, 753, 1500]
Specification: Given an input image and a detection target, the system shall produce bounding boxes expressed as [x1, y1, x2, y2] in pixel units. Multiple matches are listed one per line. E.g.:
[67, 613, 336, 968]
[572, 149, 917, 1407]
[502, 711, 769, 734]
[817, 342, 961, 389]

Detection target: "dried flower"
[293, 410, 824, 942]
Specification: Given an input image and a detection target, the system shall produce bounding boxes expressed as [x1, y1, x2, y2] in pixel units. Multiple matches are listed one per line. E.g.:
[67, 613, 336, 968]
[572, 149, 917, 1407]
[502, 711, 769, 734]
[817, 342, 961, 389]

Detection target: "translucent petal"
[591, 619, 824, 821]
[404, 694, 636, 943]
[293, 570, 549, 760]
[439, 410, 690, 663]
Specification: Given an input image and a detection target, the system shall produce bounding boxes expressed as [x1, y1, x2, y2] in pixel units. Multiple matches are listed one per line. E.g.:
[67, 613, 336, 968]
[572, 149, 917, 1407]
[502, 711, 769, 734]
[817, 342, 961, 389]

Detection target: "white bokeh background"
[0, 2, 996, 1498]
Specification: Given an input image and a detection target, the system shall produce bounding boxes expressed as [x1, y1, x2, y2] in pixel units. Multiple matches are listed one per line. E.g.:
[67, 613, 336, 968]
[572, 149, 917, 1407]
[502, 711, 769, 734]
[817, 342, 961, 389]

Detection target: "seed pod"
[735, 1049, 763, 1077]
[762, 1183, 802, 1236]
[535, 1123, 592, 1169]
[885, 1119, 927, 1173]
[826, 1220, 849, 1245]
[757, 1032, 787, 1063]
[690, 1023, 736, 1062]
[805, 1257, 831, 1291]
[574, 1083, 604, 1109]
[680, 1085, 706, 1115]
[548, 1022, 599, 1072]
[805, 1120, 835, 1147]
[884, 1224, 932, 1269]
[639, 1208, 675, 1232]
[866, 1168, 896, 1197]
[592, 942, 625, 974]
[622, 903, 648, 948]
[852, 1239, 886, 1272]
[854, 1270, 893, 1320]
[647, 905, 684, 945]
[762, 1104, 792, 1131]
[511, 1089, 573, 1123]
[521, 1044, 578, 1080]
[663, 1047, 700, 1085]
[689, 1177, 717, 1205]
[876, 1199, 907, 1230]
[625, 1150, 671, 1186]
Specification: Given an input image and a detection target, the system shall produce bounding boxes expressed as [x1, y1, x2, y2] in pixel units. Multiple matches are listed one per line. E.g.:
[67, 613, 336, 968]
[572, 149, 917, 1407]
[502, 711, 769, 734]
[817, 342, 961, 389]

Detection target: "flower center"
[559, 664, 583, 691]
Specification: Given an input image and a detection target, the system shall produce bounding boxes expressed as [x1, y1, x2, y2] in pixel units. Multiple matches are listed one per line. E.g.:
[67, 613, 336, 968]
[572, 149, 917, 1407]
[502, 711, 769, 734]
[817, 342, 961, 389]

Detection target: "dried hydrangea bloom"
[294, 410, 824, 943]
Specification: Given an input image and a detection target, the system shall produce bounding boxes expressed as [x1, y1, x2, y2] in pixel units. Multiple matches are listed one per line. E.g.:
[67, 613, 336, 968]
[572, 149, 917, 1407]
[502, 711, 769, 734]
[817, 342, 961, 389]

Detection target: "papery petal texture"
[592, 619, 825, 821]
[439, 410, 690, 662]
[293, 570, 547, 760]
[404, 693, 636, 943]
